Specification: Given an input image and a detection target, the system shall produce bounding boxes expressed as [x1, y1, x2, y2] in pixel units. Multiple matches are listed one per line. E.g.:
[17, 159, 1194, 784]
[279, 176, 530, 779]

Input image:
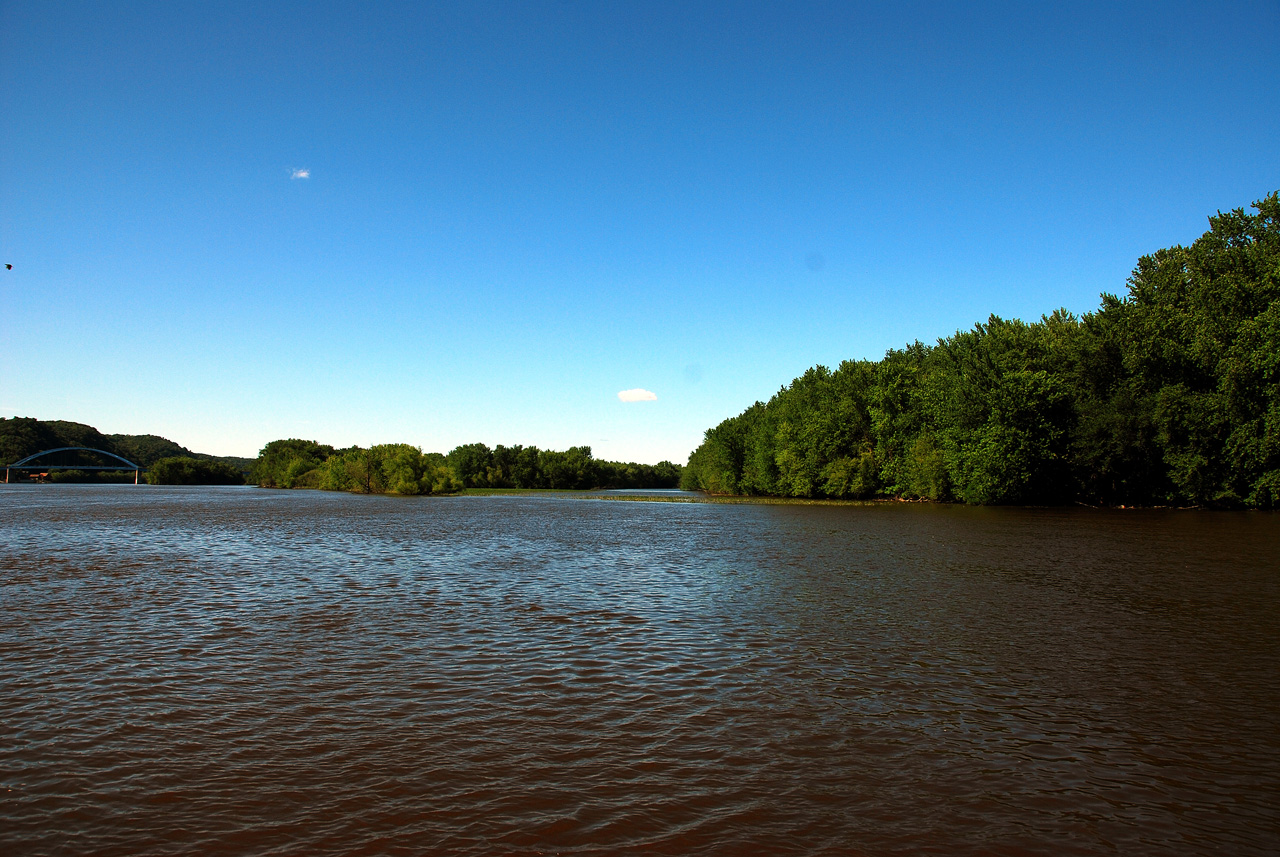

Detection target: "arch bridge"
[4, 447, 146, 484]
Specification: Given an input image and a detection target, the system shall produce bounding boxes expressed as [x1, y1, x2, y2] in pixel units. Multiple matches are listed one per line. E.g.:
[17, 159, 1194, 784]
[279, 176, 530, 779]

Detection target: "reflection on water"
[2, 486, 1277, 855]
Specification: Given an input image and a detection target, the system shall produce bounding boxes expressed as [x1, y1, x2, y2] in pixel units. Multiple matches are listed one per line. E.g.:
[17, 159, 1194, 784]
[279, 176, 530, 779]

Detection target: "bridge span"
[4, 447, 146, 484]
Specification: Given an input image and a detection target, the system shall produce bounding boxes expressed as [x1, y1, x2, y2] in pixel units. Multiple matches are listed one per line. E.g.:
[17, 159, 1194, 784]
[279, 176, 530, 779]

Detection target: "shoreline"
[3, 481, 1254, 511]
[460, 488, 1238, 511]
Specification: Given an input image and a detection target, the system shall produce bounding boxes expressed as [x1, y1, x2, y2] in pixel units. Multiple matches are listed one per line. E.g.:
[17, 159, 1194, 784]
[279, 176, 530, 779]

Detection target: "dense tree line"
[251, 439, 338, 488]
[445, 443, 681, 490]
[251, 439, 682, 494]
[314, 445, 457, 495]
[0, 418, 251, 482]
[146, 456, 245, 485]
[682, 193, 1280, 508]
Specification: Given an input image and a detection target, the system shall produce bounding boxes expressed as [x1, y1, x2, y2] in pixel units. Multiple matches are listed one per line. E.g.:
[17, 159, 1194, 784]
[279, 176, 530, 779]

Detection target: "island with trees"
[680, 193, 1279, 508]
[250, 439, 682, 494]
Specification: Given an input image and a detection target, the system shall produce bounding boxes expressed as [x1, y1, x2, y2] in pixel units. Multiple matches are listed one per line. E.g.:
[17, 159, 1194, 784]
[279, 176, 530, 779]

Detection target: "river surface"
[2, 485, 1278, 855]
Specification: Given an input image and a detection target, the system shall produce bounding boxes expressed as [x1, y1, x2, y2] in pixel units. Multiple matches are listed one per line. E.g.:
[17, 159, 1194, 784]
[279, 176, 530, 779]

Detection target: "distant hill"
[0, 417, 253, 473]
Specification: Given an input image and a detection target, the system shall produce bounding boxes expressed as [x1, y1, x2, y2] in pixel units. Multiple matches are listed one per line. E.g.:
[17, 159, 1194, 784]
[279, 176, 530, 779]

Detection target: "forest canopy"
[681, 193, 1280, 508]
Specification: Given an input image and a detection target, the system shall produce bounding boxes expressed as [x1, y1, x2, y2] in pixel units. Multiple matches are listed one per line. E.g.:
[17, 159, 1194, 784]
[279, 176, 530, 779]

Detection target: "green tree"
[682, 192, 1278, 507]
[447, 443, 493, 488]
[251, 439, 335, 488]
[1097, 192, 1279, 505]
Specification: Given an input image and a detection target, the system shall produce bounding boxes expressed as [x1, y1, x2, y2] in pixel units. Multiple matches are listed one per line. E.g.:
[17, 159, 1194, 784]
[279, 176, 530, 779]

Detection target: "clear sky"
[2, 1, 1278, 463]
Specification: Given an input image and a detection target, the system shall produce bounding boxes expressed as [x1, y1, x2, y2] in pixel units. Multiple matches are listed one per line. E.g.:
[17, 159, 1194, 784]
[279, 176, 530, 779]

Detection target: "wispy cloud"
[617, 388, 657, 402]
[291, 168, 310, 179]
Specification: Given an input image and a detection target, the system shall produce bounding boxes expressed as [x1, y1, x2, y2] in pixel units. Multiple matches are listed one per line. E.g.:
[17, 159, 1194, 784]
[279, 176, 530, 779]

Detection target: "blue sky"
[2, 1, 1278, 463]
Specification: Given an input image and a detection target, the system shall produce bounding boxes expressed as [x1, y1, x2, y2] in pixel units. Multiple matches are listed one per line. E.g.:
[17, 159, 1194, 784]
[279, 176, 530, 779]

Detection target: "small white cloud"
[618, 388, 657, 402]
[291, 168, 310, 179]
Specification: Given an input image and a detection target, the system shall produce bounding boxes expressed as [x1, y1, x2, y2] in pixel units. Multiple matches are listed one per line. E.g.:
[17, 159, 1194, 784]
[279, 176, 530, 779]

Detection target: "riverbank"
[461, 487, 1259, 511]
[461, 487, 916, 507]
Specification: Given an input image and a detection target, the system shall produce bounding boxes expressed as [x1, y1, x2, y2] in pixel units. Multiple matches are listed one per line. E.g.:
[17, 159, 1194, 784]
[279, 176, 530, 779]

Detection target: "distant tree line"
[145, 456, 245, 486]
[251, 439, 682, 494]
[445, 443, 681, 490]
[2, 418, 682, 494]
[251, 440, 457, 494]
[681, 193, 1280, 508]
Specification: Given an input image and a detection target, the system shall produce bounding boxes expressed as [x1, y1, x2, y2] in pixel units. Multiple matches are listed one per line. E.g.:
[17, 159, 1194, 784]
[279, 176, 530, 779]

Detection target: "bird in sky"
[4, 264, 11, 270]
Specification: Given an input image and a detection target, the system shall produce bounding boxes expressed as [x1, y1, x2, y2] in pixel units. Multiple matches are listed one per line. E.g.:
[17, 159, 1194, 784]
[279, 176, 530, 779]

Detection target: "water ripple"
[2, 486, 1278, 855]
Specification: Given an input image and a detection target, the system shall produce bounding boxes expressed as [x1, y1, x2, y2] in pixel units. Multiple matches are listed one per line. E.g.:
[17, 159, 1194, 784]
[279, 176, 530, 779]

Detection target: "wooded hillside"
[0, 418, 253, 476]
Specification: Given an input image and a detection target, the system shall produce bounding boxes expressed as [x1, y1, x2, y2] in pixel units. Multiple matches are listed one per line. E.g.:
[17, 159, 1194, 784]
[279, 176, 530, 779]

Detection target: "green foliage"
[681, 408, 753, 494]
[1, 418, 252, 484]
[596, 458, 682, 489]
[1, 419, 250, 483]
[108, 434, 194, 467]
[899, 434, 949, 500]
[109, 434, 254, 473]
[436, 441, 678, 491]
[0, 418, 59, 467]
[250, 437, 674, 495]
[446, 443, 494, 488]
[6, 423, 677, 495]
[820, 450, 878, 499]
[250, 439, 335, 488]
[315, 444, 460, 495]
[146, 457, 244, 485]
[682, 192, 1280, 508]
[538, 446, 598, 489]
[47, 469, 137, 484]
[1, 418, 118, 468]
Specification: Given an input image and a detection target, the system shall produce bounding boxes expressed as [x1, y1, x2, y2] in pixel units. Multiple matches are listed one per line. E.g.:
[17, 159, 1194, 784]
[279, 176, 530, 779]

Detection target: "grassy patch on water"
[454, 487, 889, 506]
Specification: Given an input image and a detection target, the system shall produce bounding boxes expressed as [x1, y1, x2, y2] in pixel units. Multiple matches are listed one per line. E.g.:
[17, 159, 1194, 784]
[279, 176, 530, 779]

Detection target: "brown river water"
[2, 485, 1278, 855]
